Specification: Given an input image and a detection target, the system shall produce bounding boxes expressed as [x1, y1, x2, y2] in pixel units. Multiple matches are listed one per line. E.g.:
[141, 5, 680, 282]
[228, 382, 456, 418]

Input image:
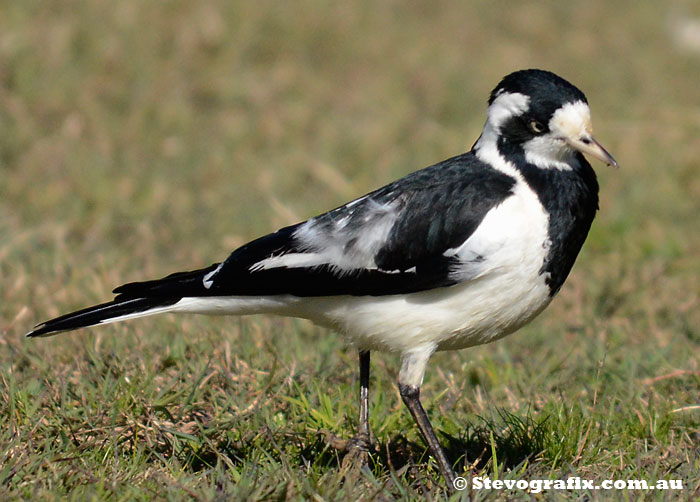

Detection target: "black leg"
[357, 350, 371, 443]
[345, 350, 372, 454]
[328, 351, 374, 468]
[399, 383, 456, 488]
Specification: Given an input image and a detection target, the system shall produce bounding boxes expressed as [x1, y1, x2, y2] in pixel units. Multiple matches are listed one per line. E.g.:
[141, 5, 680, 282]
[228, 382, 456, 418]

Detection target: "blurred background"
[2, 1, 699, 301]
[1, 0, 698, 499]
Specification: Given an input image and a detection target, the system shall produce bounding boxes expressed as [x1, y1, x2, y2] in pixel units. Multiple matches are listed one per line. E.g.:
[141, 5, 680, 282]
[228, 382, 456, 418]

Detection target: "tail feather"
[113, 264, 220, 299]
[27, 264, 220, 338]
[26, 297, 182, 337]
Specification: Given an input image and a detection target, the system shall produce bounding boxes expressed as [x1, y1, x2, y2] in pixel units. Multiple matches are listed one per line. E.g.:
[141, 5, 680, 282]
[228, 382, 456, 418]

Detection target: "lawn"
[1, 1, 699, 500]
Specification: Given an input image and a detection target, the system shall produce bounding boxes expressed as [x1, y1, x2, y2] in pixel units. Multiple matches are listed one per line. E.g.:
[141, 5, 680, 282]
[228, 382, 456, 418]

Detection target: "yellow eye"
[529, 120, 544, 134]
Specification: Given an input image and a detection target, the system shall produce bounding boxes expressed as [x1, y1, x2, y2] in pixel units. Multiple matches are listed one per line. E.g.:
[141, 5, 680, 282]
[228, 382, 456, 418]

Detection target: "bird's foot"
[324, 431, 374, 470]
[342, 432, 372, 469]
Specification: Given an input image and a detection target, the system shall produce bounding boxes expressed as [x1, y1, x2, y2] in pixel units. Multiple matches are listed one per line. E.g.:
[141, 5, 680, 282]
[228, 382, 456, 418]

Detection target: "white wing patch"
[202, 262, 224, 289]
[248, 252, 326, 271]
[249, 197, 401, 273]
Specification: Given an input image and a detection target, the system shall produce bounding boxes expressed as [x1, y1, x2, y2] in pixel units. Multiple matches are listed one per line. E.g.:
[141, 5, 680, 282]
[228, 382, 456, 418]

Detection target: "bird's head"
[476, 69, 617, 170]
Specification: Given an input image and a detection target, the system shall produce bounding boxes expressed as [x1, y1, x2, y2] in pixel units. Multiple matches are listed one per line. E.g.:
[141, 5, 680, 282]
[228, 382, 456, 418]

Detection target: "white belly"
[295, 184, 554, 353]
[297, 268, 551, 354]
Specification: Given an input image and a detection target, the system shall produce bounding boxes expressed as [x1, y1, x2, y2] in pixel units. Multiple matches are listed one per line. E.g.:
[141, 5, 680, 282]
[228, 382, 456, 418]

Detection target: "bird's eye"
[528, 119, 544, 134]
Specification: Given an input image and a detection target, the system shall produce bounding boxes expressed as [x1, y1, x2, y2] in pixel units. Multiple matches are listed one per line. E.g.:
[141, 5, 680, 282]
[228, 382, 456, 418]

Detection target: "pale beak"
[567, 135, 618, 168]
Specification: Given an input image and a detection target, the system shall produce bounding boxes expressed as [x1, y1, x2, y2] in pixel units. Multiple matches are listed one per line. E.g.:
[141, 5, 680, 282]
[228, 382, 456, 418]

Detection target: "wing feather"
[201, 152, 516, 297]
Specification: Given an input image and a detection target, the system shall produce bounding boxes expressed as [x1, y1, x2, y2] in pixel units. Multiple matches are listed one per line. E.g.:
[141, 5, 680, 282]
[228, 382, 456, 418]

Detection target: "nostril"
[581, 137, 592, 145]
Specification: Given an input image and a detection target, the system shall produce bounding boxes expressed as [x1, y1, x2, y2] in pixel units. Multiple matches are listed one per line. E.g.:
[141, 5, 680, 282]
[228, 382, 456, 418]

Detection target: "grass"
[1, 0, 699, 500]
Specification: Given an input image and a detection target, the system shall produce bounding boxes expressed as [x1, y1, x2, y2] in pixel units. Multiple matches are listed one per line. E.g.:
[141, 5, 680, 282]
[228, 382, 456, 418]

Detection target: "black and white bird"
[28, 69, 616, 487]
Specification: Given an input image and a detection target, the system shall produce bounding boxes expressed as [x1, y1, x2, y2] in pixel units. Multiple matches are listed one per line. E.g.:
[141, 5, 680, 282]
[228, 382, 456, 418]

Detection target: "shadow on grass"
[442, 408, 553, 473]
[370, 408, 552, 477]
[179, 408, 553, 481]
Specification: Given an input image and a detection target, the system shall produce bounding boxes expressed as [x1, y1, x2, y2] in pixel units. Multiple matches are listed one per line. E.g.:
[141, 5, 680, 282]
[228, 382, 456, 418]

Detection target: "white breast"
[295, 179, 553, 353]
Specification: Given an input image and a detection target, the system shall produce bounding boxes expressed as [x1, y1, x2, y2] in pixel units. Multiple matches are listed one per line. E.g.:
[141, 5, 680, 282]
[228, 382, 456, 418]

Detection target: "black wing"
[115, 152, 515, 299]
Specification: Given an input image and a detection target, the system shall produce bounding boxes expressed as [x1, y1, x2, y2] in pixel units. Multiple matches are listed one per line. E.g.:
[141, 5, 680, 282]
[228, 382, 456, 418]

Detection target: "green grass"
[1, 0, 699, 500]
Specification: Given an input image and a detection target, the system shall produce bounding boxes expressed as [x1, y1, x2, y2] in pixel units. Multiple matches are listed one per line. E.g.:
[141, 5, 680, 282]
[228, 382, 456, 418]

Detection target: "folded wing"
[117, 152, 516, 299]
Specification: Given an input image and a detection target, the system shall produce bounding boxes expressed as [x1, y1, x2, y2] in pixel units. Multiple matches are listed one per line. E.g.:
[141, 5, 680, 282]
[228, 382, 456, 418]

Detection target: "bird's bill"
[567, 136, 618, 168]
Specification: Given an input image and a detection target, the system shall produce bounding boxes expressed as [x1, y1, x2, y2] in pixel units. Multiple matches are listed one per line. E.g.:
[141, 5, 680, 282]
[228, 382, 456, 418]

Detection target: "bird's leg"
[331, 351, 374, 468]
[356, 350, 372, 447]
[344, 351, 372, 457]
[399, 345, 456, 489]
[399, 384, 456, 487]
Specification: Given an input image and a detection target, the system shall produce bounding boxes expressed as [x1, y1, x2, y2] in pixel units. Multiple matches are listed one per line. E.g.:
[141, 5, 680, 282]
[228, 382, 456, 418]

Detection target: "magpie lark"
[27, 69, 617, 487]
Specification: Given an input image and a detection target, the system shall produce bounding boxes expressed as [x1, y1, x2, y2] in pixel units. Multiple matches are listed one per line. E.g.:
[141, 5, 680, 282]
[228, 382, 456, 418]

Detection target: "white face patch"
[522, 100, 592, 170]
[487, 91, 531, 132]
[549, 100, 592, 141]
[473, 91, 530, 173]
[522, 136, 576, 170]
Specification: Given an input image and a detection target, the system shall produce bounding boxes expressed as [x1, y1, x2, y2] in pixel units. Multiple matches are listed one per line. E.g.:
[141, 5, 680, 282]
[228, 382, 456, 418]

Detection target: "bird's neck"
[473, 120, 600, 296]
[472, 121, 521, 178]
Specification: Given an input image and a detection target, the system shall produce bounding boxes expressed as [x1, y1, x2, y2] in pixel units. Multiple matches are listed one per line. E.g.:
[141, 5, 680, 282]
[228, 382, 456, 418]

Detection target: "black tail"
[26, 297, 182, 337]
[26, 264, 220, 338]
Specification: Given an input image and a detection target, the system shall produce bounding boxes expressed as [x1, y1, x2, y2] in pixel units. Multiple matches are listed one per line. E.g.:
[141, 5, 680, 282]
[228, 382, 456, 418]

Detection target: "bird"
[27, 69, 617, 488]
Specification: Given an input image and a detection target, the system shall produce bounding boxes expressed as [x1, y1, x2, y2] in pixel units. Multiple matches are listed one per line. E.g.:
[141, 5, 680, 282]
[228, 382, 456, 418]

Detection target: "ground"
[1, 1, 699, 500]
